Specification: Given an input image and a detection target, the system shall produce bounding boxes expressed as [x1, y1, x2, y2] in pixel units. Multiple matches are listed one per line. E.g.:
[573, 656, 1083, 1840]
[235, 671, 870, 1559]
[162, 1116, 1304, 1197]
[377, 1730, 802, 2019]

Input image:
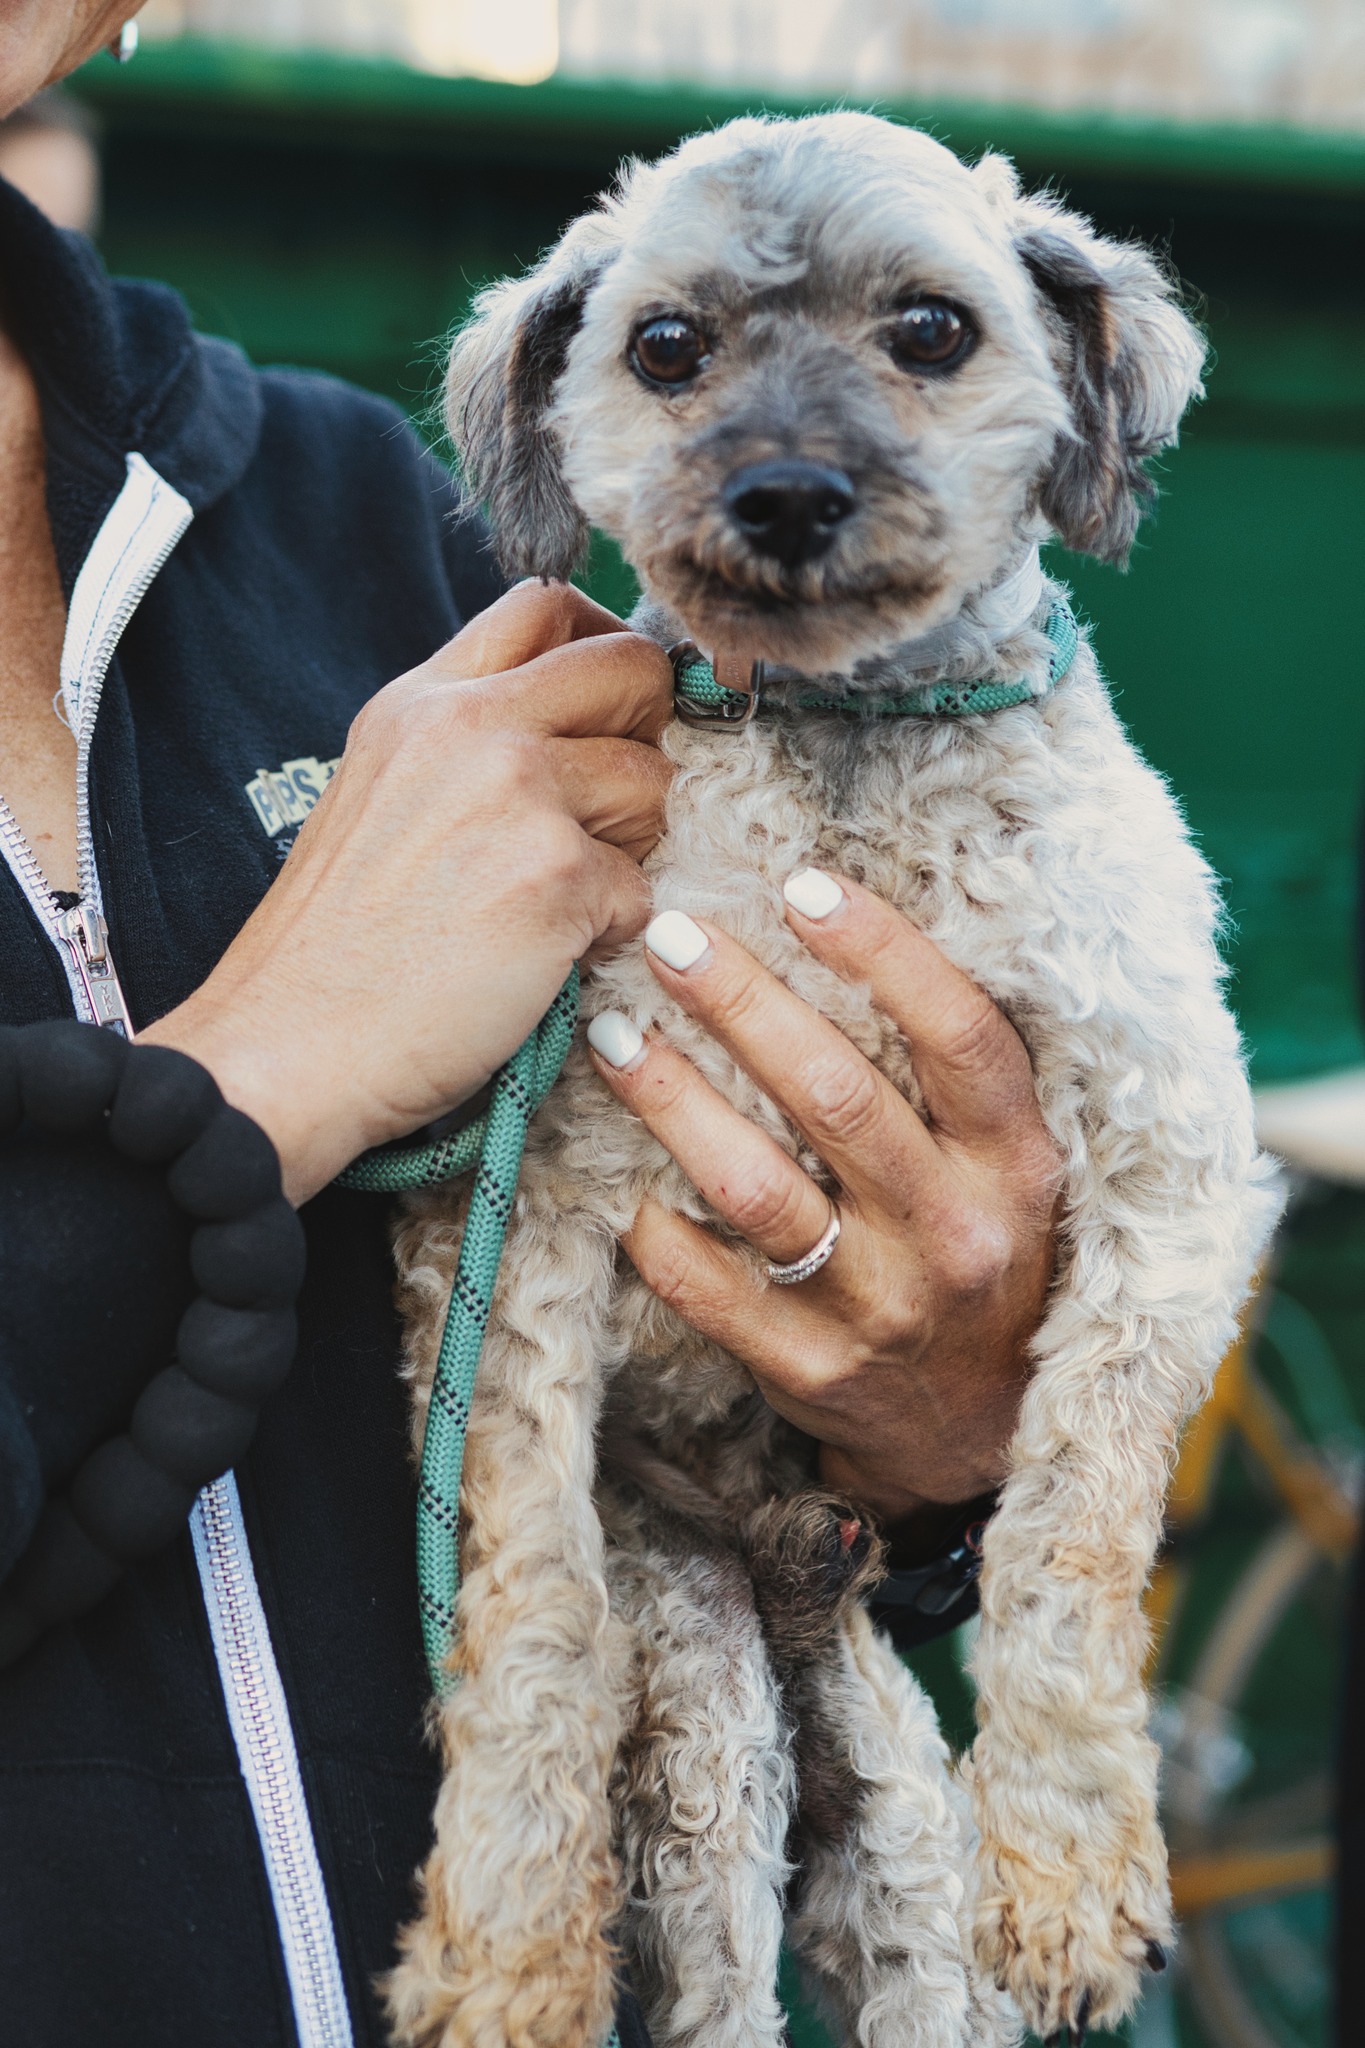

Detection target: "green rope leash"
[337, 969, 579, 1688]
[338, 967, 621, 2048]
[339, 978, 578, 1199]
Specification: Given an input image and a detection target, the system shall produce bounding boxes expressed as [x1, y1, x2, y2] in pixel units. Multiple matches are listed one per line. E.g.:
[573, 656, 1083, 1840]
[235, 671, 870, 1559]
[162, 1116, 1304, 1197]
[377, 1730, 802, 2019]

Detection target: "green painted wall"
[74, 44, 1365, 1081]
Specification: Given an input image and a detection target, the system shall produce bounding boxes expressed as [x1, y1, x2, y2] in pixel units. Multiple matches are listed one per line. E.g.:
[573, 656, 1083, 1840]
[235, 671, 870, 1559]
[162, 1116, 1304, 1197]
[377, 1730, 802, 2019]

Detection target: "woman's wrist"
[819, 1441, 932, 1528]
[817, 1392, 1014, 1533]
[139, 990, 372, 1207]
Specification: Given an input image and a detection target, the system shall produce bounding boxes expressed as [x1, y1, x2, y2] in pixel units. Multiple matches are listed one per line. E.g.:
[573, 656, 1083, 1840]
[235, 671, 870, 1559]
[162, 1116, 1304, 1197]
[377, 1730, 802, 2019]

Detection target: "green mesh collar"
[673, 595, 1079, 724]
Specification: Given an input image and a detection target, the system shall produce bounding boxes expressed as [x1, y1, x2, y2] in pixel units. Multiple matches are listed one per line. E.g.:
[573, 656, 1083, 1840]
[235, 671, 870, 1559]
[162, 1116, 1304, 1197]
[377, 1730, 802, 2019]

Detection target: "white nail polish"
[587, 1010, 646, 1070]
[783, 867, 845, 921]
[645, 910, 710, 972]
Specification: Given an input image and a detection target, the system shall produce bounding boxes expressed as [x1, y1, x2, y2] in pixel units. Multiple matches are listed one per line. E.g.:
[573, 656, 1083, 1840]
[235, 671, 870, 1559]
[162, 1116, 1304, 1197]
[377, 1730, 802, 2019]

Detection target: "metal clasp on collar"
[669, 640, 765, 729]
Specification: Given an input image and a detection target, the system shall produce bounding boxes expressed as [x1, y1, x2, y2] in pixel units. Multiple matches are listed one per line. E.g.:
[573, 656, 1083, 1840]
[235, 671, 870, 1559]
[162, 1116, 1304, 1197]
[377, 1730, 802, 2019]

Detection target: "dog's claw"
[1145, 1940, 1169, 1973]
[1045, 1993, 1094, 2046]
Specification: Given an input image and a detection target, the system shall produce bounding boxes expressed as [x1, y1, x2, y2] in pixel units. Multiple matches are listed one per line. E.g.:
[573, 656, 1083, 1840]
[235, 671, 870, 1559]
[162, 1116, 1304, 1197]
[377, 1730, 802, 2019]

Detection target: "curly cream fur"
[602, 1485, 793, 2048]
[385, 112, 1278, 2048]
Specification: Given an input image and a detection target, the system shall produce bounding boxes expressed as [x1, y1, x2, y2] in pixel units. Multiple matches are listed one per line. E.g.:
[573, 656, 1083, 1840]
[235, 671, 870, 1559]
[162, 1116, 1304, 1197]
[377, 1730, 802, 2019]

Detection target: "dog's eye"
[889, 298, 975, 371]
[630, 317, 710, 388]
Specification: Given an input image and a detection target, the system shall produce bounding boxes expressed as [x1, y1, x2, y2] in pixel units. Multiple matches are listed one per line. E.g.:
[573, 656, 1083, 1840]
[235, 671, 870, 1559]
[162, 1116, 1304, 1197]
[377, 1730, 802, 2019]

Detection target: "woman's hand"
[586, 872, 1061, 1531]
[144, 583, 673, 1205]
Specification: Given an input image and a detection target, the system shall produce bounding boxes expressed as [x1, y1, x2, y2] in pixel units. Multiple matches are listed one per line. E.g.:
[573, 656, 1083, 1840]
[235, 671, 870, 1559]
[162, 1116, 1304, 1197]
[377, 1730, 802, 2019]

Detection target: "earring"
[109, 18, 139, 62]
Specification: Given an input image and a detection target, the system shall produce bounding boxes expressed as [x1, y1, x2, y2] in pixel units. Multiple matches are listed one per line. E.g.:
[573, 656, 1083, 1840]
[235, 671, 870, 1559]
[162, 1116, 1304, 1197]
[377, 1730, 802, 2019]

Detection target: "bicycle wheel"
[1148, 1260, 1359, 2048]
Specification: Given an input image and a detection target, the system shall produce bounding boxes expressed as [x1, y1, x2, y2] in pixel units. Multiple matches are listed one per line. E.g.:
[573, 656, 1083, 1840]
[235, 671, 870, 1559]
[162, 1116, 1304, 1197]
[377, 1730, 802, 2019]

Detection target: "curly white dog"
[385, 112, 1280, 2048]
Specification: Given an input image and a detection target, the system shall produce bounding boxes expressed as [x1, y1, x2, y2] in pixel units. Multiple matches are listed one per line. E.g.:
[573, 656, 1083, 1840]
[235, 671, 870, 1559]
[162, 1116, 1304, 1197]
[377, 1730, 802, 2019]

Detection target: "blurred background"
[7, 5, 1365, 2044]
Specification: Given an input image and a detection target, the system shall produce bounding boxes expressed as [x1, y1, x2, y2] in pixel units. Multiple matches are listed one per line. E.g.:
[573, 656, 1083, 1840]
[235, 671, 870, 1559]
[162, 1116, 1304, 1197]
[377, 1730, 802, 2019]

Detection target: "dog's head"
[447, 113, 1204, 671]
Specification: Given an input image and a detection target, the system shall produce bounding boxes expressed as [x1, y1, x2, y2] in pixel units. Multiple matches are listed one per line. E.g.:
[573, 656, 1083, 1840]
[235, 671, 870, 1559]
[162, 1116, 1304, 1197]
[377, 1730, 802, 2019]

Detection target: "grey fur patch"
[446, 266, 604, 581]
[742, 1492, 886, 1854]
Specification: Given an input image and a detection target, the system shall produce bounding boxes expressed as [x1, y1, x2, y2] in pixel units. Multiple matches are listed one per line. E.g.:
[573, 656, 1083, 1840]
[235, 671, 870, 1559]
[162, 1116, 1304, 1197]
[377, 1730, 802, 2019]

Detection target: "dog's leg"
[387, 1192, 624, 2048]
[606, 1501, 792, 2048]
[967, 1318, 1189, 2040]
[742, 1496, 993, 2048]
[786, 1610, 1015, 2048]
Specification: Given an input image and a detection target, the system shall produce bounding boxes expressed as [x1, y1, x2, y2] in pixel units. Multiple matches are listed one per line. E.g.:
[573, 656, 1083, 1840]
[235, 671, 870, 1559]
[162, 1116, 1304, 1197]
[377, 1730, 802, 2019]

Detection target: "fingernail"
[587, 1010, 646, 1071]
[645, 910, 710, 972]
[783, 867, 845, 921]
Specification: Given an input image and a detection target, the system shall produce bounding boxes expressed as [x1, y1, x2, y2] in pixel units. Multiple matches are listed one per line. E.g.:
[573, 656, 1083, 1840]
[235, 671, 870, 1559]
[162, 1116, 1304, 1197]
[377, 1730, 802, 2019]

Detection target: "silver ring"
[764, 1206, 841, 1286]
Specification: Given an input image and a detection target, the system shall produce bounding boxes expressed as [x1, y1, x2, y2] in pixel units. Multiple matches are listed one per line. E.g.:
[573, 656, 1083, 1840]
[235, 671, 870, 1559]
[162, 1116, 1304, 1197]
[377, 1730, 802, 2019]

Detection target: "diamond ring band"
[764, 1206, 842, 1286]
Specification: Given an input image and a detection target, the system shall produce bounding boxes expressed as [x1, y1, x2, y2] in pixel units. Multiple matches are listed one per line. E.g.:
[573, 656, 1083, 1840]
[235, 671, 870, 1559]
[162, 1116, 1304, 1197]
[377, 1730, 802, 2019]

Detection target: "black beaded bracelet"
[0, 1019, 306, 1668]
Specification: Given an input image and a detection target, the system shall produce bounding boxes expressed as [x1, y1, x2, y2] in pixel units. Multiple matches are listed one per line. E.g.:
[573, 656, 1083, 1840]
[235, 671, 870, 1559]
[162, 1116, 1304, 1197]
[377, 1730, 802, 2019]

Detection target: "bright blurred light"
[405, 0, 559, 80]
[129, 0, 1365, 125]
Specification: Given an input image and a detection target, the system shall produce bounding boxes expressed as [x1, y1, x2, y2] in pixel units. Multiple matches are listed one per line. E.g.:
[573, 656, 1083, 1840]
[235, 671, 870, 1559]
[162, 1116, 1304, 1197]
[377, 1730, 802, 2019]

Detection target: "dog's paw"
[971, 1838, 1172, 2041]
[386, 1938, 617, 2048]
[386, 1848, 619, 2048]
[742, 1489, 886, 1665]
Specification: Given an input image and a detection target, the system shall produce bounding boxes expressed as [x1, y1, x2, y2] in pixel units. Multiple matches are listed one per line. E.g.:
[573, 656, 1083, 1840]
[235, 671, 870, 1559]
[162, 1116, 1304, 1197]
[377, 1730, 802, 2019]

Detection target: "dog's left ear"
[1008, 192, 1206, 564]
[445, 235, 611, 582]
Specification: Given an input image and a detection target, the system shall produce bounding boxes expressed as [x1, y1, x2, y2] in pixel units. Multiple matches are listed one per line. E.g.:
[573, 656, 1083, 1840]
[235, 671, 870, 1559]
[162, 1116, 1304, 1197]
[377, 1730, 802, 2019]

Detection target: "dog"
[384, 112, 1280, 2048]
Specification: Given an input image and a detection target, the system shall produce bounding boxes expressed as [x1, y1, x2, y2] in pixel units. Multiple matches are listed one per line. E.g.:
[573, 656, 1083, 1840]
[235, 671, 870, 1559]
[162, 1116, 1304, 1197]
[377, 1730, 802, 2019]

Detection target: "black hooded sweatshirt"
[0, 180, 974, 2048]
[0, 176, 523, 2048]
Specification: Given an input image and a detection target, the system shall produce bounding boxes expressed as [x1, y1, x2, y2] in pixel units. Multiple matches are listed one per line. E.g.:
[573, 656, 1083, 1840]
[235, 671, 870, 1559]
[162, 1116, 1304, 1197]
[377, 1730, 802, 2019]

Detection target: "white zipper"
[0, 782, 133, 1029]
[0, 451, 192, 1031]
[2, 453, 355, 2043]
[63, 453, 194, 915]
[192, 1477, 356, 2048]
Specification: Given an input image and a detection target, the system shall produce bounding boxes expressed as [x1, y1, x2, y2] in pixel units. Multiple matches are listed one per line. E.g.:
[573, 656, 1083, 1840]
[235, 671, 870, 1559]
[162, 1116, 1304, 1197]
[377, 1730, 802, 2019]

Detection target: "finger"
[587, 1018, 841, 1266]
[780, 869, 1043, 1150]
[441, 579, 626, 680]
[621, 1199, 860, 1424]
[550, 738, 673, 859]
[640, 910, 946, 1221]
[622, 1197, 804, 1381]
[577, 837, 656, 957]
[462, 630, 674, 744]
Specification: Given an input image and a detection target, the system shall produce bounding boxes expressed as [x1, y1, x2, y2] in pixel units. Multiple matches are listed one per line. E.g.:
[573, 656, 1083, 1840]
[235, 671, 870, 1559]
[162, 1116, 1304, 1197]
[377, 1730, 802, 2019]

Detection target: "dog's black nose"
[722, 461, 856, 568]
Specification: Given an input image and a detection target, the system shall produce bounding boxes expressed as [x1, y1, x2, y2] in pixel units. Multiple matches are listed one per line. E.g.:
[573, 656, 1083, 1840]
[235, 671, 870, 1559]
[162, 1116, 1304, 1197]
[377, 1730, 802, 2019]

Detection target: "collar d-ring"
[669, 641, 765, 727]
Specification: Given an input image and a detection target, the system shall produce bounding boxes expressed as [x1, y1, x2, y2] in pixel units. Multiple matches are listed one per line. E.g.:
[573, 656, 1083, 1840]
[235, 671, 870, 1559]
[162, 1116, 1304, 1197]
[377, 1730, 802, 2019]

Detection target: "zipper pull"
[57, 904, 134, 1036]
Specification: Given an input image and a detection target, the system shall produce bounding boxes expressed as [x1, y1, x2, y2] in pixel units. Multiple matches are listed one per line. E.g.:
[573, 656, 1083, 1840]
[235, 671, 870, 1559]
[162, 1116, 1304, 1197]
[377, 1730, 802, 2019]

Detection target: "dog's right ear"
[445, 244, 609, 583]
